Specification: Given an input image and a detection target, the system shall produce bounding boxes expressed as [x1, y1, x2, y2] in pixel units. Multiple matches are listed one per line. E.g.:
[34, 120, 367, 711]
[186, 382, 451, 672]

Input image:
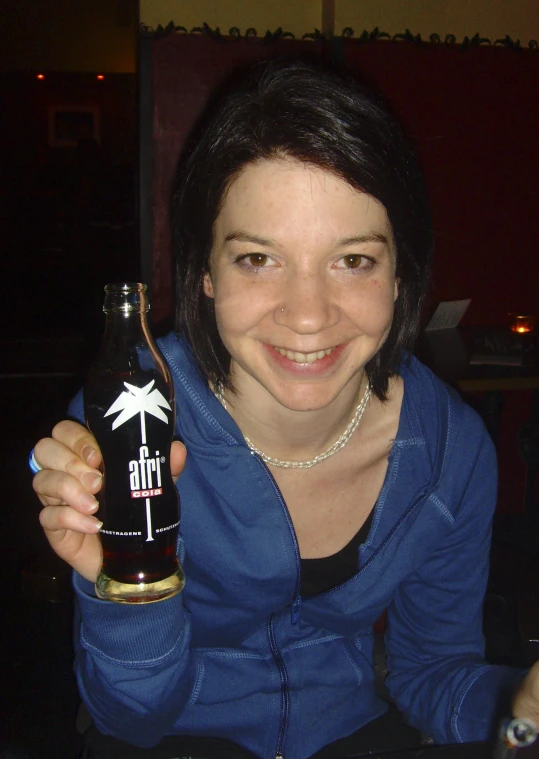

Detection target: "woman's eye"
[235, 253, 274, 270]
[245, 254, 268, 267]
[343, 255, 363, 269]
[336, 254, 373, 271]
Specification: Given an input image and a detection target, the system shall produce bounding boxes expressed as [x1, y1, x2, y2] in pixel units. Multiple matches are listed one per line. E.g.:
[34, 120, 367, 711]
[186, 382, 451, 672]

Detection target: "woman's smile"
[272, 345, 336, 363]
[263, 341, 350, 377]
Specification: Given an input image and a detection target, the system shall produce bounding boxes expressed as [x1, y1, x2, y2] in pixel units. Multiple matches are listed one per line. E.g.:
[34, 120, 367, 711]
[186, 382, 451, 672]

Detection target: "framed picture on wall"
[48, 105, 100, 147]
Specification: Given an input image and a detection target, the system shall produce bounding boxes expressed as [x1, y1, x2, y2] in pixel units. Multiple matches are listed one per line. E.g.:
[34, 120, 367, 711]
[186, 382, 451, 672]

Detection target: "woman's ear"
[394, 278, 399, 303]
[203, 272, 214, 298]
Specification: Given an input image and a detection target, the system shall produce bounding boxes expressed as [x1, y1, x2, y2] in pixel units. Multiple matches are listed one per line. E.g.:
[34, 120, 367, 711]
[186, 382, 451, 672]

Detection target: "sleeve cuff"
[73, 571, 188, 665]
[454, 665, 528, 743]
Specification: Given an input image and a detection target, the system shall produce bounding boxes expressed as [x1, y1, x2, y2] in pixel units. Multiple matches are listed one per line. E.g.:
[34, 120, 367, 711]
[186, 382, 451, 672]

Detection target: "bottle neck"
[102, 310, 149, 343]
[91, 283, 167, 377]
[101, 283, 152, 343]
[103, 282, 149, 315]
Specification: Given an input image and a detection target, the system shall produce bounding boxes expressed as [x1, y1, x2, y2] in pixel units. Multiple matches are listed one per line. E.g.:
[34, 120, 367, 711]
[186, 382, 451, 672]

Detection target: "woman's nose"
[275, 274, 339, 334]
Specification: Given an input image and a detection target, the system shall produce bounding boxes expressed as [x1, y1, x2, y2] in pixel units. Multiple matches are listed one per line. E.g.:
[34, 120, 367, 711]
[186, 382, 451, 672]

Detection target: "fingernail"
[81, 445, 98, 464]
[80, 493, 99, 513]
[81, 471, 102, 491]
[84, 517, 102, 532]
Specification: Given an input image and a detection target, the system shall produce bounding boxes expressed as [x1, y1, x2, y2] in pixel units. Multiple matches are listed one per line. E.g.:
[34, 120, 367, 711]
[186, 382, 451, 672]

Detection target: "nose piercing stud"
[280, 308, 285, 313]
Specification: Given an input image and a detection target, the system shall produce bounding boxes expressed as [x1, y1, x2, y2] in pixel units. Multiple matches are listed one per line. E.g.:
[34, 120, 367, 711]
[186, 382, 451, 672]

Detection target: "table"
[345, 744, 492, 759]
[415, 328, 539, 394]
[343, 741, 539, 759]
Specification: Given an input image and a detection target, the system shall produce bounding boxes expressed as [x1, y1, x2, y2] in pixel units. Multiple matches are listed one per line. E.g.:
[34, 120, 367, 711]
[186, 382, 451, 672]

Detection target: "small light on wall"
[509, 314, 537, 334]
[36, 74, 45, 80]
[96, 74, 105, 80]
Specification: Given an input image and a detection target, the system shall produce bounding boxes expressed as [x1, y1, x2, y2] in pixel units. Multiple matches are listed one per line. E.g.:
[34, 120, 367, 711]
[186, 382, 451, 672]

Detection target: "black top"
[300, 510, 374, 597]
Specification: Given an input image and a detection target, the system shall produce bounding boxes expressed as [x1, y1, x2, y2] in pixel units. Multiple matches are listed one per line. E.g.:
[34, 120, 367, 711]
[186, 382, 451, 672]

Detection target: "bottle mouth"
[103, 282, 150, 313]
[104, 282, 146, 293]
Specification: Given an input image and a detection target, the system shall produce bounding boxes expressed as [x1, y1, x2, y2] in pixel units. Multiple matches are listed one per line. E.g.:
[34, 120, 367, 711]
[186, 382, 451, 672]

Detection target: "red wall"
[343, 42, 539, 327]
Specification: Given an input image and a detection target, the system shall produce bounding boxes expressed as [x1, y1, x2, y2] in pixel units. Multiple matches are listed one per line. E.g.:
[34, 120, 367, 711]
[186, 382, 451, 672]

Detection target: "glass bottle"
[84, 283, 185, 603]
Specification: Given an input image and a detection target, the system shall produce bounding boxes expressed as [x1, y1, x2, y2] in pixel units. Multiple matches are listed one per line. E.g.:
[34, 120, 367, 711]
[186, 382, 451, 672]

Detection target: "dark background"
[0, 3, 139, 756]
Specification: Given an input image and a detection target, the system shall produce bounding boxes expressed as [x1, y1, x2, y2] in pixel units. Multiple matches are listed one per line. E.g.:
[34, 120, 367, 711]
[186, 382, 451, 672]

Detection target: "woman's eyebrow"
[224, 231, 276, 246]
[338, 233, 388, 246]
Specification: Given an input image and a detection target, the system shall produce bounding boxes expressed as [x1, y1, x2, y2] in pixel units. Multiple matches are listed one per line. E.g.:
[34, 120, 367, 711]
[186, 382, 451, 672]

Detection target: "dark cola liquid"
[85, 370, 180, 587]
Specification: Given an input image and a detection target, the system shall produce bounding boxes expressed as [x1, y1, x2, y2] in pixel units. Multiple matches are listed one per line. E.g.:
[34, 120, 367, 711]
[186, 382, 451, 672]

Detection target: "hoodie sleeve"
[384, 399, 525, 744]
[73, 574, 195, 747]
[67, 391, 196, 747]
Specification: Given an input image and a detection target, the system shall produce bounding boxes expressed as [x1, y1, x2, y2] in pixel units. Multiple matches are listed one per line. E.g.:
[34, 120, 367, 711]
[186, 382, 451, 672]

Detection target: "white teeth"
[276, 347, 334, 363]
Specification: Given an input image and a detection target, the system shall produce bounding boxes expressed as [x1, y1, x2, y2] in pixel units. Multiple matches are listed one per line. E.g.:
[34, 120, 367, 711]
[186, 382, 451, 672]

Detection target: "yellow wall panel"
[335, 0, 539, 43]
[141, 0, 539, 43]
[140, 0, 322, 37]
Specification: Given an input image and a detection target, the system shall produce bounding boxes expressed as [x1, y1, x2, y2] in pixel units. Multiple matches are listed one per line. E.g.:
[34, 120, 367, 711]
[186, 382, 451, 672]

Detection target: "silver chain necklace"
[214, 382, 372, 469]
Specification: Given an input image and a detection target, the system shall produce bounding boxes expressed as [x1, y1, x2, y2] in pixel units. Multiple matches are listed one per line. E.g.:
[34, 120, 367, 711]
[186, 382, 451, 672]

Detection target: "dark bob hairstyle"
[172, 60, 432, 400]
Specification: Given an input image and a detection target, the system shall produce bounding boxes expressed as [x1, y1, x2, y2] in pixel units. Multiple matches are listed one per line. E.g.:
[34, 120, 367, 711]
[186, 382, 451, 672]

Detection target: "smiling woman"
[31, 59, 539, 759]
[173, 62, 432, 404]
[202, 159, 397, 435]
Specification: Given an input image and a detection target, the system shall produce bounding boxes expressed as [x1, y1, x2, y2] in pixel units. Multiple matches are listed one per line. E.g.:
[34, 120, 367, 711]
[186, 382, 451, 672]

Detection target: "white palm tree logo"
[104, 380, 171, 443]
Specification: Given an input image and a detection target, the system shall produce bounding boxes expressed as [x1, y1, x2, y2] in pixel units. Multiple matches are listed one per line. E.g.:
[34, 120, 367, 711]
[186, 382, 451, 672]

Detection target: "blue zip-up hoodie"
[70, 333, 522, 758]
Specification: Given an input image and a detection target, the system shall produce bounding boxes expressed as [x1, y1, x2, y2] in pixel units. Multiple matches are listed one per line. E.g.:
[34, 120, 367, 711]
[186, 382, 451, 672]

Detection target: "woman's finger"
[33, 469, 100, 514]
[33, 434, 103, 493]
[39, 503, 103, 535]
[170, 440, 187, 483]
[38, 507, 102, 582]
[51, 419, 102, 468]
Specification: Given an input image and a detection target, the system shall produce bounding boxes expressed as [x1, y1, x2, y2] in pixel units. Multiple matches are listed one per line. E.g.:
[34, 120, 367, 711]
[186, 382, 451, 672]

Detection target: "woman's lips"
[265, 342, 347, 372]
[274, 346, 334, 364]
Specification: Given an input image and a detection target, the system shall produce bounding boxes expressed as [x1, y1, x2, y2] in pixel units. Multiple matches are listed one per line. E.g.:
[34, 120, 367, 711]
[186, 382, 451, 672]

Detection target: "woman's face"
[203, 158, 398, 412]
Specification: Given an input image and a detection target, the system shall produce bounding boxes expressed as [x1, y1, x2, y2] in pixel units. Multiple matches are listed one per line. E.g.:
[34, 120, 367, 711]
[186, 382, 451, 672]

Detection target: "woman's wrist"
[512, 661, 539, 726]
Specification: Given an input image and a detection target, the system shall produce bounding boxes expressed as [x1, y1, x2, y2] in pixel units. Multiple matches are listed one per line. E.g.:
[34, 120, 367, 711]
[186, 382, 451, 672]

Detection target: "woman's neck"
[220, 368, 370, 463]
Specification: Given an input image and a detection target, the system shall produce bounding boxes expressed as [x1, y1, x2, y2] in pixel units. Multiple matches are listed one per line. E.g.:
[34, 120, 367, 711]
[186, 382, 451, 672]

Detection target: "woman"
[32, 61, 539, 758]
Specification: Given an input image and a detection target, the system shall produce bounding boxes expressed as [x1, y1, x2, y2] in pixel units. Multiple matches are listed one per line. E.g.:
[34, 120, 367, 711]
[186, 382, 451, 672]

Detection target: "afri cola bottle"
[84, 283, 185, 603]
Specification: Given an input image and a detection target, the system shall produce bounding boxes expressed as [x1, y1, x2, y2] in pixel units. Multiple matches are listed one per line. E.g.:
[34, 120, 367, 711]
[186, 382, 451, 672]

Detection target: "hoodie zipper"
[253, 455, 302, 622]
[254, 453, 302, 759]
[268, 613, 289, 759]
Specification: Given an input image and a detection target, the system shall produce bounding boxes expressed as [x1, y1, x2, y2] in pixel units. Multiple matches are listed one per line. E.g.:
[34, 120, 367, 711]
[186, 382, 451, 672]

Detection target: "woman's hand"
[513, 660, 539, 728]
[33, 420, 186, 584]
